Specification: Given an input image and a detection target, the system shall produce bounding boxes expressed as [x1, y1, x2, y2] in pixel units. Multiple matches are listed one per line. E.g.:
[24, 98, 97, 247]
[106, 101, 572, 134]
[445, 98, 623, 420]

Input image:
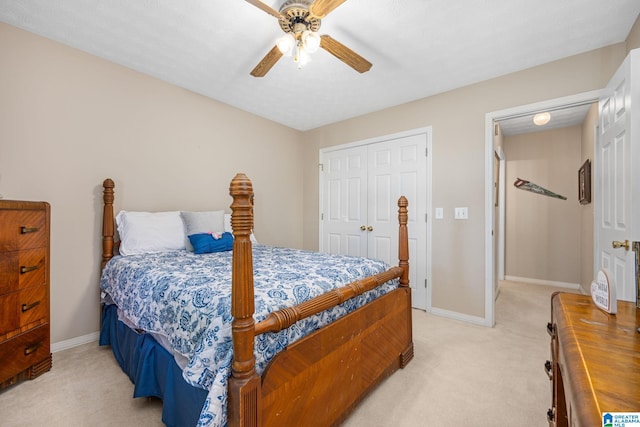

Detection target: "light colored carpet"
[0, 281, 573, 426]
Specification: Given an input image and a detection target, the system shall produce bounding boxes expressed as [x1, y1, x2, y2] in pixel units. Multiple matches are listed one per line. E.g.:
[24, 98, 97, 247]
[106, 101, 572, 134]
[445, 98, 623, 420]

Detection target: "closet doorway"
[319, 127, 431, 311]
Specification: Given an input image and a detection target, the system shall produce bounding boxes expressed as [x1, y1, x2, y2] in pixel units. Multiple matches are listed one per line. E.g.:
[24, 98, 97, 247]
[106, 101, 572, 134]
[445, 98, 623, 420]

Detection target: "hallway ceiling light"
[533, 112, 551, 126]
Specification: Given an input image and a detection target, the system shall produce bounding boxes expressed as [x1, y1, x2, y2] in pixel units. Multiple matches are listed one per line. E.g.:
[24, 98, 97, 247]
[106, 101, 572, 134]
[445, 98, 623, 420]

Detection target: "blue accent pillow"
[188, 232, 234, 254]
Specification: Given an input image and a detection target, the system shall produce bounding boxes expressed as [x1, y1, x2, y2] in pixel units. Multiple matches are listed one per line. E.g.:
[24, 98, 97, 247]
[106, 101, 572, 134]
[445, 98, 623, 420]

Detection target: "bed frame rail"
[255, 266, 404, 335]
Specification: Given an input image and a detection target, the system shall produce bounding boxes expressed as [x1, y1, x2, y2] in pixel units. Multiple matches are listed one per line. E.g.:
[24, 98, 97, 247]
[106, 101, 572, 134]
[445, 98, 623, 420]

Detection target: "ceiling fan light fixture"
[302, 30, 320, 53]
[276, 33, 296, 56]
[247, 0, 372, 77]
[533, 112, 551, 126]
[293, 42, 312, 68]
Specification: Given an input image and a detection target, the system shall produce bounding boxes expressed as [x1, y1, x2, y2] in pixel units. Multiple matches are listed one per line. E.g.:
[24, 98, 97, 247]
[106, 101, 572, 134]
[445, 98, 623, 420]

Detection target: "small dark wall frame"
[578, 159, 591, 204]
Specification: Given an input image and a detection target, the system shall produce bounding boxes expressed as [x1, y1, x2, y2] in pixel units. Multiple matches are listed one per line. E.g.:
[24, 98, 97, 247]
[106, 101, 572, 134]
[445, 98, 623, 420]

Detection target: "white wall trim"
[51, 331, 100, 353]
[484, 114, 496, 327]
[497, 146, 506, 281]
[504, 275, 580, 290]
[429, 307, 489, 327]
[319, 127, 433, 154]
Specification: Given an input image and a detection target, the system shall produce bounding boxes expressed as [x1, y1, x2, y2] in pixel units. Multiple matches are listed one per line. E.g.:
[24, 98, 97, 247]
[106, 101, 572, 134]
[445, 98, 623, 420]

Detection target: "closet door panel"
[322, 147, 367, 256]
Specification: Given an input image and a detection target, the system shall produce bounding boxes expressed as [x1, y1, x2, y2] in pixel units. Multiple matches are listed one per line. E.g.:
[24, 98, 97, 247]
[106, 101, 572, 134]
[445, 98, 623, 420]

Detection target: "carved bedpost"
[228, 173, 261, 427]
[397, 195, 414, 368]
[102, 179, 115, 269]
[397, 196, 409, 288]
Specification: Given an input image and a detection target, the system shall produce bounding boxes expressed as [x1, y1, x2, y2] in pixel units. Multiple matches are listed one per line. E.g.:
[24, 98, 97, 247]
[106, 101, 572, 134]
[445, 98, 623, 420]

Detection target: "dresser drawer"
[0, 248, 47, 295]
[18, 284, 48, 327]
[0, 324, 50, 384]
[0, 209, 47, 252]
[0, 285, 47, 337]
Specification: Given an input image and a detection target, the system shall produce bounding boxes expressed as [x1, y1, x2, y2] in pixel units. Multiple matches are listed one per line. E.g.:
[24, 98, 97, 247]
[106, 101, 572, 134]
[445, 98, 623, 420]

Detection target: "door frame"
[495, 145, 505, 283]
[318, 126, 433, 311]
[484, 90, 602, 326]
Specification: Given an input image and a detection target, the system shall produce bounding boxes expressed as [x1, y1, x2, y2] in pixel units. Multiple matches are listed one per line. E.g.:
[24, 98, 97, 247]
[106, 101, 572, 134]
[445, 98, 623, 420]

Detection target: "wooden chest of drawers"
[0, 200, 52, 389]
[546, 292, 640, 426]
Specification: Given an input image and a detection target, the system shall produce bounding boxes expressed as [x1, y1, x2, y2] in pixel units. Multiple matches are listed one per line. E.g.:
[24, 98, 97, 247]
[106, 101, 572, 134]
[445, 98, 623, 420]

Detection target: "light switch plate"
[454, 207, 468, 219]
[435, 208, 443, 219]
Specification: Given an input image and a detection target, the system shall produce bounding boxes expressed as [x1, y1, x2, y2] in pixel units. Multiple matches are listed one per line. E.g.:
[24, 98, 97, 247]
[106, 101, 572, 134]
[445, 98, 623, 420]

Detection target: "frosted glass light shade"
[302, 30, 320, 53]
[533, 112, 551, 126]
[277, 33, 296, 55]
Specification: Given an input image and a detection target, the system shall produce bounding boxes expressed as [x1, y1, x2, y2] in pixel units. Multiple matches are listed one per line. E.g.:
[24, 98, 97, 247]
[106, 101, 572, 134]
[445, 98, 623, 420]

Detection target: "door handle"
[360, 225, 366, 231]
[367, 226, 373, 232]
[612, 240, 630, 251]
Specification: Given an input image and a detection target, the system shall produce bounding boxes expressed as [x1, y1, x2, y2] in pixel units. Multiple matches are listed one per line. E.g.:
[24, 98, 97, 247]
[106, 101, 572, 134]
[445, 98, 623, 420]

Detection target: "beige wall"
[0, 23, 303, 344]
[302, 45, 626, 319]
[503, 126, 582, 285]
[627, 15, 640, 53]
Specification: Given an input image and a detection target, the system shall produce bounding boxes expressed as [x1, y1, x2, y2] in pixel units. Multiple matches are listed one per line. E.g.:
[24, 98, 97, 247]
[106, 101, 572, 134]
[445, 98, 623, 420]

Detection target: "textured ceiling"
[1, 0, 639, 131]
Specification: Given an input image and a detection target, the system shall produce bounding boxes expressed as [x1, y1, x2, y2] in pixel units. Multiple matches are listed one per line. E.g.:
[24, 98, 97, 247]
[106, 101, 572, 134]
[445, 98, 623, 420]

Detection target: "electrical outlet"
[454, 207, 468, 219]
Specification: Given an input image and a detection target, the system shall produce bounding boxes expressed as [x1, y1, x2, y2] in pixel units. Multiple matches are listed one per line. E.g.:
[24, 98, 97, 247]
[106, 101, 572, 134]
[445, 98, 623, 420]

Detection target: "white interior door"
[367, 134, 428, 310]
[321, 146, 368, 257]
[596, 49, 640, 302]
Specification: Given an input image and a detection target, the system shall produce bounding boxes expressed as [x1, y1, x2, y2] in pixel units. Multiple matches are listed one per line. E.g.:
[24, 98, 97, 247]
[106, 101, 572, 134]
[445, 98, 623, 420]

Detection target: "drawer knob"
[22, 301, 41, 312]
[20, 226, 39, 234]
[546, 322, 555, 337]
[20, 265, 40, 274]
[24, 342, 42, 356]
[544, 360, 553, 380]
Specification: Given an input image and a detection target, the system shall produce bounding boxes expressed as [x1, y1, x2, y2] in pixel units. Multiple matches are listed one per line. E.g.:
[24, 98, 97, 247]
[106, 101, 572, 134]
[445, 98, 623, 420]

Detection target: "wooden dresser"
[0, 200, 52, 389]
[547, 292, 640, 426]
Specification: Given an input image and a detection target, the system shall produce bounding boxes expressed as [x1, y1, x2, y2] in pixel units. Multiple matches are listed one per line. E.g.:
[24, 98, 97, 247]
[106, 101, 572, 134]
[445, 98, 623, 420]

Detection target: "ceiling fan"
[245, 0, 372, 77]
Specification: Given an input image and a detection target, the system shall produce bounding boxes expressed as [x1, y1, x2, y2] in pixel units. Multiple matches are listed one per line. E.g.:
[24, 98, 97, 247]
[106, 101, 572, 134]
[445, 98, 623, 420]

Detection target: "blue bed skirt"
[99, 304, 208, 427]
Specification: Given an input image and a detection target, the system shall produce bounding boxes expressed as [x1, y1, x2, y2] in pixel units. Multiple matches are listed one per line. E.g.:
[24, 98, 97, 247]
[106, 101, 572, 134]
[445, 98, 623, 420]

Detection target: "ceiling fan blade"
[320, 35, 372, 73]
[309, 0, 346, 18]
[245, 0, 282, 18]
[250, 45, 283, 77]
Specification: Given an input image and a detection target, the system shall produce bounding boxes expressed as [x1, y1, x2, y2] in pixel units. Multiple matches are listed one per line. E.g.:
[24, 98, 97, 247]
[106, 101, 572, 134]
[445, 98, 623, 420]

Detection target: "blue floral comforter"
[100, 245, 397, 427]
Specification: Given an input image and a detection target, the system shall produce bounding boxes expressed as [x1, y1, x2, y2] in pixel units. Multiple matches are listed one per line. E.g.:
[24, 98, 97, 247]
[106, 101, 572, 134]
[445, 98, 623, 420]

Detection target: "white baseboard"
[429, 307, 491, 327]
[51, 331, 100, 353]
[504, 275, 580, 290]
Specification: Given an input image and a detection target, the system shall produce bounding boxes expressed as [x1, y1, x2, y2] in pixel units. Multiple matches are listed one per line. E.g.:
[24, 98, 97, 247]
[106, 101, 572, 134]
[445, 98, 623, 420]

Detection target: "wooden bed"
[100, 173, 414, 427]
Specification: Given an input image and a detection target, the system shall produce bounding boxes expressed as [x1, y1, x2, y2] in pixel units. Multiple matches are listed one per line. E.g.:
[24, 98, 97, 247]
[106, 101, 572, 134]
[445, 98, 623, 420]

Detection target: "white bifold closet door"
[320, 131, 429, 310]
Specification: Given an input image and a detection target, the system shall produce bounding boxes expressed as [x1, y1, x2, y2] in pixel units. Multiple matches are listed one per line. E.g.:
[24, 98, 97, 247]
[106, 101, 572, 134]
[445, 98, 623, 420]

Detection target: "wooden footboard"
[261, 287, 413, 426]
[227, 173, 413, 427]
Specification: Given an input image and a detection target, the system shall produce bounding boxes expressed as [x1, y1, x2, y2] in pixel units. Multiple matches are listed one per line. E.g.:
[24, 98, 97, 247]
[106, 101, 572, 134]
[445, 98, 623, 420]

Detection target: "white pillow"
[224, 214, 258, 244]
[116, 210, 186, 255]
[180, 210, 225, 252]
